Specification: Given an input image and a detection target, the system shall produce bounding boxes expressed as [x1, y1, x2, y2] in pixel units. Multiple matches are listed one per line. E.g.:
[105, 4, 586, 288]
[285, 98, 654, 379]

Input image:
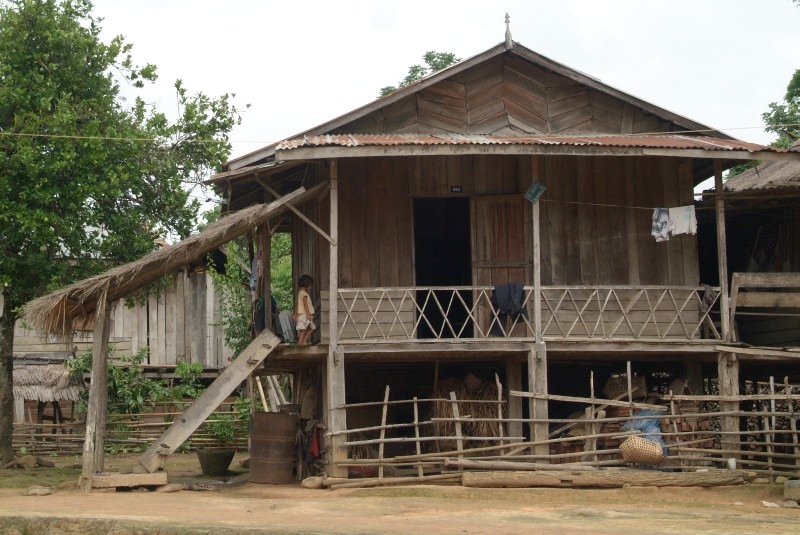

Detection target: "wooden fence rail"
[330, 377, 800, 481]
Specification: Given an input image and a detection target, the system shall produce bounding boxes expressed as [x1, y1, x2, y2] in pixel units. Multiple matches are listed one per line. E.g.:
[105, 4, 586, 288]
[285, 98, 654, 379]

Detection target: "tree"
[0, 0, 245, 463]
[379, 51, 460, 97]
[762, 68, 800, 148]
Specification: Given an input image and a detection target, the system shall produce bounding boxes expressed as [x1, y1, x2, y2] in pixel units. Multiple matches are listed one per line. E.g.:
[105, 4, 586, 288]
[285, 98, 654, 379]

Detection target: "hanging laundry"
[669, 205, 697, 236]
[651, 208, 672, 242]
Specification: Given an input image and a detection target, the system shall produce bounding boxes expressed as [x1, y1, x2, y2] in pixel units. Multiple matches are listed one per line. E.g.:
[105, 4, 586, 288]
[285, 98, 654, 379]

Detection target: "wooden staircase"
[138, 329, 281, 473]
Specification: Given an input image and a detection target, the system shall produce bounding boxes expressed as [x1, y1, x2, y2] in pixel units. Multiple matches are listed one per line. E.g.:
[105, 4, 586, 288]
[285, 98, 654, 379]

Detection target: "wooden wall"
[14, 271, 231, 369]
[313, 154, 699, 293]
[333, 53, 674, 137]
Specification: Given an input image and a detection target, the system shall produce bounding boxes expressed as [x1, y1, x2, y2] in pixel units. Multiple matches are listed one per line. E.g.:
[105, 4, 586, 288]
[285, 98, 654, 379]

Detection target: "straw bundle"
[430, 378, 468, 447]
[430, 377, 504, 452]
[465, 381, 503, 449]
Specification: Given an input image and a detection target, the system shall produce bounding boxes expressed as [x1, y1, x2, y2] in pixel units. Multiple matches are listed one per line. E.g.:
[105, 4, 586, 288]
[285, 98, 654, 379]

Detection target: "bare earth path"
[1, 454, 798, 534]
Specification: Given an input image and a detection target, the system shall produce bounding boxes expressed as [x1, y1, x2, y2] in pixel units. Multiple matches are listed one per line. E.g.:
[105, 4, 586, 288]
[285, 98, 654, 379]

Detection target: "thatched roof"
[23, 184, 322, 339]
[725, 140, 800, 193]
[13, 363, 84, 402]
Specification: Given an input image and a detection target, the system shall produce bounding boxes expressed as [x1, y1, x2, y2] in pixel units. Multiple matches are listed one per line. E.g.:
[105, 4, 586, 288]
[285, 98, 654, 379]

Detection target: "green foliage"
[0, 0, 246, 458]
[271, 233, 293, 311]
[171, 360, 205, 402]
[379, 51, 460, 97]
[201, 396, 250, 446]
[724, 161, 757, 180]
[208, 241, 252, 359]
[66, 347, 170, 414]
[762, 69, 800, 148]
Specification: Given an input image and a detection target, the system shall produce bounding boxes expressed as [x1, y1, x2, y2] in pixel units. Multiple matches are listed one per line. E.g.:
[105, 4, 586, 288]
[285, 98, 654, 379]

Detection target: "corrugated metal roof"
[724, 140, 800, 192]
[276, 133, 783, 153]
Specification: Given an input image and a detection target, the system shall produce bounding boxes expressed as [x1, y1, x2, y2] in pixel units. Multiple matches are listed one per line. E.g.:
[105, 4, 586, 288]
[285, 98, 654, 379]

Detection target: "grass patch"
[0, 456, 82, 490]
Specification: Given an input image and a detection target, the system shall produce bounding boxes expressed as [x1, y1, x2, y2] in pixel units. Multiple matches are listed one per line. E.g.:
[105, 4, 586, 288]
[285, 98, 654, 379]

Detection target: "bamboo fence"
[11, 401, 249, 455]
[329, 373, 800, 483]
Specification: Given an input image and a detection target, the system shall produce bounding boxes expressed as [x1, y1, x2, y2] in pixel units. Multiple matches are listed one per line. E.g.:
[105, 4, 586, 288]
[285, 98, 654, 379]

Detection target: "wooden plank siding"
[311, 152, 700, 346]
[14, 271, 231, 368]
[324, 154, 698, 292]
[332, 53, 675, 137]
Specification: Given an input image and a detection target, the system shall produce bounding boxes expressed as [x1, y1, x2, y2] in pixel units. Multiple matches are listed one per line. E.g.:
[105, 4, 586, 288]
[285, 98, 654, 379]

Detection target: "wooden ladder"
[138, 329, 281, 473]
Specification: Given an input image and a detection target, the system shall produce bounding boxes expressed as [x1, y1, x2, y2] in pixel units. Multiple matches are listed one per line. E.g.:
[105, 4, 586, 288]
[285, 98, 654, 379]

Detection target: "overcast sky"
[91, 0, 800, 196]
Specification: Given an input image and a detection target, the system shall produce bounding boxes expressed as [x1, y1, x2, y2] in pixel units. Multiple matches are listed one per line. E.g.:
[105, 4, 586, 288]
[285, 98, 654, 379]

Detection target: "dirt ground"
[1, 453, 798, 534]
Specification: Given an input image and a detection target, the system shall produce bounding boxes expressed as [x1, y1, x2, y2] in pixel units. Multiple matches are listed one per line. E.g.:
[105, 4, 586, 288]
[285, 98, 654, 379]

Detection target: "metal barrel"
[249, 412, 298, 484]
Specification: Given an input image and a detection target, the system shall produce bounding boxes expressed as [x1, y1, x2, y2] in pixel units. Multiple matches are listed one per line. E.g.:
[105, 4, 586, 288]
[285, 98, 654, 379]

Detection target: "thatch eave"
[23, 184, 321, 339]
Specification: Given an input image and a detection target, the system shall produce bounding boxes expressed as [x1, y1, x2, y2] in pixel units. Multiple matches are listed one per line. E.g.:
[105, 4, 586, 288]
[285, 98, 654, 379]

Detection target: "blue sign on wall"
[524, 182, 546, 203]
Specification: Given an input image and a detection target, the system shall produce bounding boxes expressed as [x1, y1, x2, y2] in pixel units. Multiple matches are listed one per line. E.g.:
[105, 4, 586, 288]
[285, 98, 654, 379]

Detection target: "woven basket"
[620, 435, 664, 465]
[603, 374, 647, 399]
[667, 377, 700, 415]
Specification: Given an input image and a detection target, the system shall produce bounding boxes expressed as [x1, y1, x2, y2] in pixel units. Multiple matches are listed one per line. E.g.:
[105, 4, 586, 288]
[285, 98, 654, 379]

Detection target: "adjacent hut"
[701, 140, 800, 348]
[12, 358, 83, 426]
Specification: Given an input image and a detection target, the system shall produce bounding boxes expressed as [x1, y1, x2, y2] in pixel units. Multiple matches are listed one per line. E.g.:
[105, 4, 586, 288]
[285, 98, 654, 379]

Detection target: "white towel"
[669, 206, 696, 236]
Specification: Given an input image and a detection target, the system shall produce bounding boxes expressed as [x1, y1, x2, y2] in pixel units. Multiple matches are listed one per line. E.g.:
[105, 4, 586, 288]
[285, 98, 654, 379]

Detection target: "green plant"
[208, 241, 252, 360]
[172, 360, 205, 404]
[66, 347, 171, 415]
[201, 396, 250, 447]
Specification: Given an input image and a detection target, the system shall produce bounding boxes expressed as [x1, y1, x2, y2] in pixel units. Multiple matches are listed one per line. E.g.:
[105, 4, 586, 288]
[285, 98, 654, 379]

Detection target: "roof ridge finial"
[505, 13, 513, 49]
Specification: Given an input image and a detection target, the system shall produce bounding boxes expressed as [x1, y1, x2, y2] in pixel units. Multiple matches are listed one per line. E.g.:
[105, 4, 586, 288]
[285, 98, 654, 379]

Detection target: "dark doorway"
[413, 198, 472, 338]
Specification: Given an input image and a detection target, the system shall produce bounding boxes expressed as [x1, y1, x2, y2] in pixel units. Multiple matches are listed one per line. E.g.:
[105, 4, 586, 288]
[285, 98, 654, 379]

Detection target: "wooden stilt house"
[23, 36, 800, 485]
[210, 38, 800, 476]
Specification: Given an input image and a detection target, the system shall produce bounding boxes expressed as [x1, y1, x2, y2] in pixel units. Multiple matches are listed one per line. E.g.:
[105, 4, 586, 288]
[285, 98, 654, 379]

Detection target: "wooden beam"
[714, 161, 731, 343]
[80, 298, 112, 492]
[642, 149, 800, 161]
[138, 328, 281, 473]
[717, 351, 740, 457]
[715, 345, 800, 360]
[326, 159, 348, 478]
[730, 272, 800, 287]
[462, 469, 754, 488]
[256, 178, 336, 246]
[528, 343, 548, 458]
[275, 145, 800, 162]
[505, 357, 523, 444]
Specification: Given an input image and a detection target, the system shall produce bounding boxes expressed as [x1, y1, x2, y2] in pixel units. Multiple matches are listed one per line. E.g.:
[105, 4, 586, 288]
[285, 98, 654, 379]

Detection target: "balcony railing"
[324, 285, 721, 344]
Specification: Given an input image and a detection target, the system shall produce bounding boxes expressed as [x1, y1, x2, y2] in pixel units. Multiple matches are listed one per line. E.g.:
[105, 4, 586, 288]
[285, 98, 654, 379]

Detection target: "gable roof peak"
[505, 13, 513, 49]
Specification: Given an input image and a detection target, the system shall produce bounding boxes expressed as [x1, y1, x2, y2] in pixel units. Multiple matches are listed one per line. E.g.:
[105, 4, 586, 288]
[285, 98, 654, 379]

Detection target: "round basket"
[619, 435, 664, 465]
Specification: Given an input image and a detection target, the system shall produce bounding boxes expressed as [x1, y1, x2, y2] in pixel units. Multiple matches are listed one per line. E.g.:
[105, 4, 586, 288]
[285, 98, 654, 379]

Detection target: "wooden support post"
[684, 357, 704, 396]
[326, 159, 348, 478]
[532, 199, 542, 341]
[528, 343, 549, 458]
[80, 298, 112, 492]
[717, 351, 740, 459]
[714, 161, 731, 342]
[412, 397, 423, 477]
[449, 392, 465, 463]
[505, 357, 523, 443]
[378, 386, 390, 479]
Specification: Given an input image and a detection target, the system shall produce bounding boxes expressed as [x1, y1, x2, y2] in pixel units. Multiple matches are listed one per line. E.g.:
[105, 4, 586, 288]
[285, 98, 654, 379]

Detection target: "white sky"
[91, 0, 800, 199]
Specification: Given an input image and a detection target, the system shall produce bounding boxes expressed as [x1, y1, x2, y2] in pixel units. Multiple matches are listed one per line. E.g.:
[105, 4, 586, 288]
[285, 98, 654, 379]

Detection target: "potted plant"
[197, 411, 239, 477]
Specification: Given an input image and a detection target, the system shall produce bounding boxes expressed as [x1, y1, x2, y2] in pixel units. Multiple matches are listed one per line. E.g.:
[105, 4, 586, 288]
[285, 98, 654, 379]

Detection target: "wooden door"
[471, 195, 532, 336]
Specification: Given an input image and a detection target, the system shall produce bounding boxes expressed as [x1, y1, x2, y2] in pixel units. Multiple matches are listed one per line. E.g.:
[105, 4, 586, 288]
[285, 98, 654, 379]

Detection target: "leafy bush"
[66, 347, 170, 414]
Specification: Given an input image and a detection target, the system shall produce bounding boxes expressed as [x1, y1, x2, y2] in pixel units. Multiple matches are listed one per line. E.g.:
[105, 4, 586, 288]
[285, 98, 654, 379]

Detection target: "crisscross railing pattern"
[332, 285, 721, 343]
[541, 286, 721, 341]
[336, 287, 535, 342]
